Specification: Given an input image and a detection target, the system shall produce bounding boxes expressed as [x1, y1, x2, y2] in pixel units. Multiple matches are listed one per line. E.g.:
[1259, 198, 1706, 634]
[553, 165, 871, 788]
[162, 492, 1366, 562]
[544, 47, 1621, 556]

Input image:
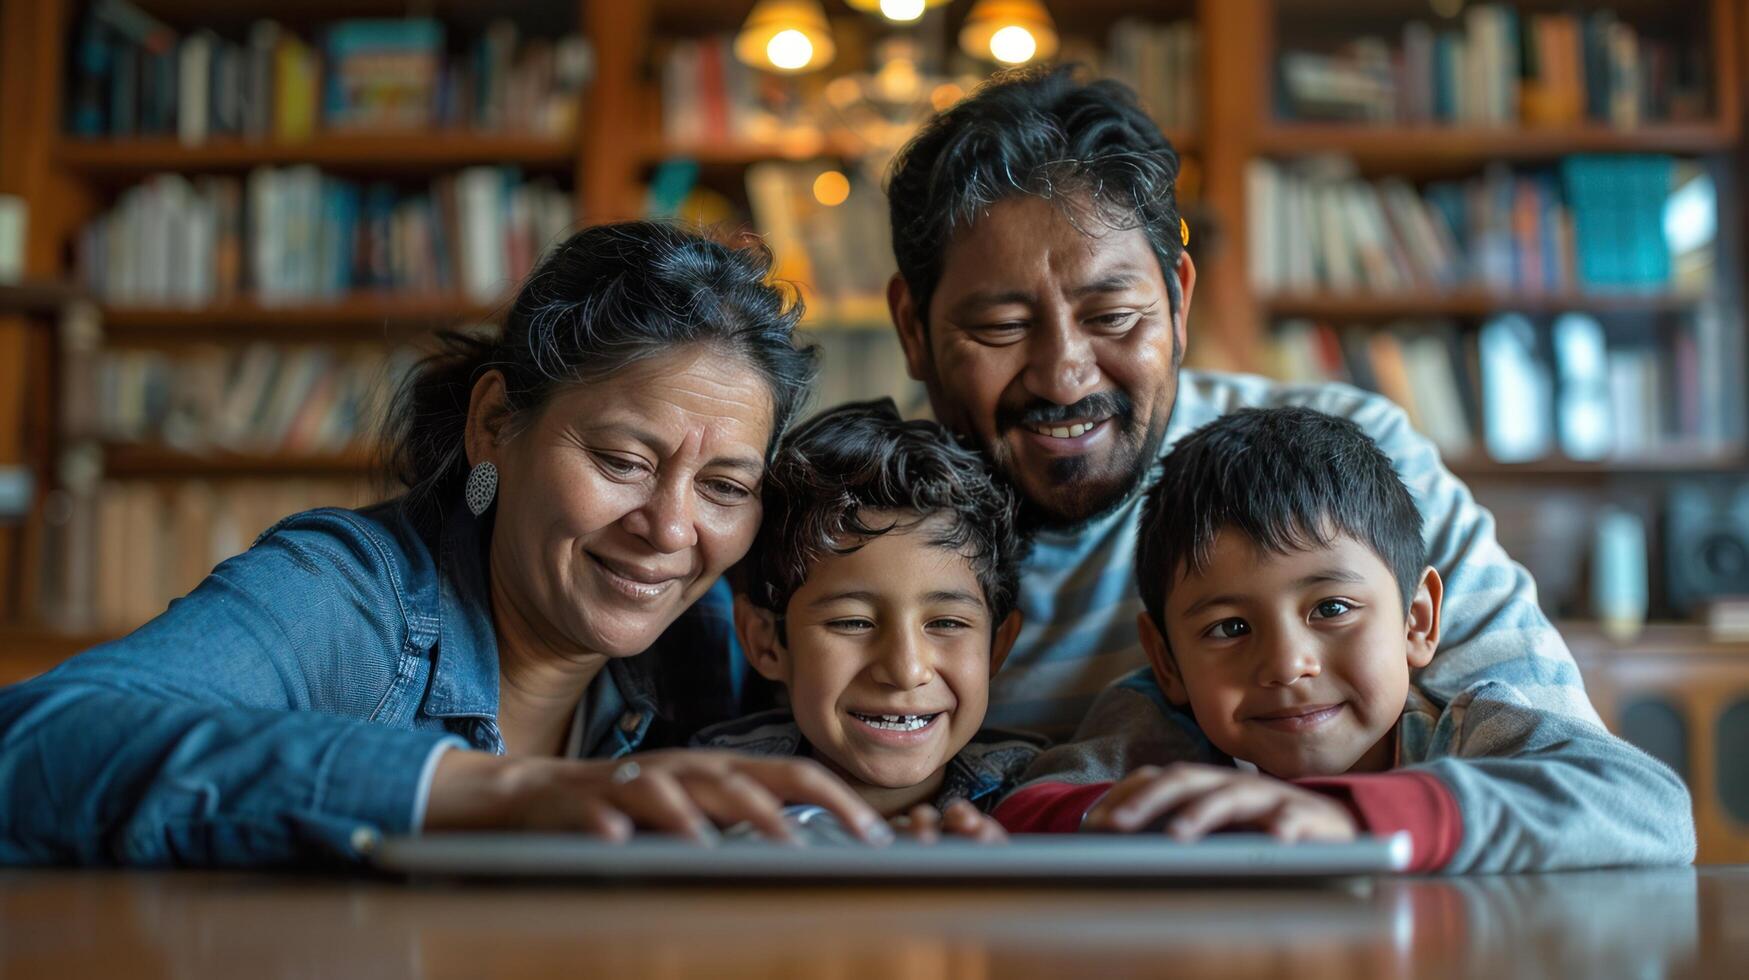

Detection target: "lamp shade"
[735, 0, 836, 73]
[843, 0, 950, 24]
[958, 0, 1058, 65]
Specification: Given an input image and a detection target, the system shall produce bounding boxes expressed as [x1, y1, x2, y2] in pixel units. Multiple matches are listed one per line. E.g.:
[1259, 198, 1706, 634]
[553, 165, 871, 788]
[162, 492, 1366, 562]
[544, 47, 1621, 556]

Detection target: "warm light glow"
[989, 24, 1037, 63]
[766, 29, 815, 71]
[958, 0, 1057, 65]
[812, 170, 851, 207]
[929, 83, 965, 112]
[879, 0, 925, 21]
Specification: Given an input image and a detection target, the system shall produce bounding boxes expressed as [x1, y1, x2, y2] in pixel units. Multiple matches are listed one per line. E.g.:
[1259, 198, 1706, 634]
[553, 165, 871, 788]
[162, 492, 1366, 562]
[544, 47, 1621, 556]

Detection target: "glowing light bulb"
[813, 170, 851, 207]
[879, 0, 925, 21]
[766, 29, 815, 71]
[989, 25, 1037, 64]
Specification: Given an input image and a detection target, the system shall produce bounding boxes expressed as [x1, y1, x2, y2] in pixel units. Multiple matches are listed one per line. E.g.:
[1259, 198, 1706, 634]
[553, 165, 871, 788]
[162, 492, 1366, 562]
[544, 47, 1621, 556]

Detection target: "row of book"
[77, 166, 575, 306]
[38, 478, 377, 632]
[68, 1, 591, 142]
[660, 35, 809, 148]
[1247, 155, 1693, 295]
[1278, 5, 1710, 127]
[1269, 309, 1744, 464]
[1101, 19, 1199, 133]
[69, 344, 418, 457]
[744, 161, 895, 325]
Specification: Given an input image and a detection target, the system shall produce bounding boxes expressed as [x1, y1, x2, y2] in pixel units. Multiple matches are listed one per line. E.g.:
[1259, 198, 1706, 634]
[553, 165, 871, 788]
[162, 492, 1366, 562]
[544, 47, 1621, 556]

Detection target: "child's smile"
[738, 511, 1021, 814]
[1145, 529, 1441, 779]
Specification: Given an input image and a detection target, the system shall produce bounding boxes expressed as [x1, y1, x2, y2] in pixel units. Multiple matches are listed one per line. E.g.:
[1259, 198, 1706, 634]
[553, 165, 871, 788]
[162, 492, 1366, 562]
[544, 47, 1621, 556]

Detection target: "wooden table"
[3, 867, 1746, 978]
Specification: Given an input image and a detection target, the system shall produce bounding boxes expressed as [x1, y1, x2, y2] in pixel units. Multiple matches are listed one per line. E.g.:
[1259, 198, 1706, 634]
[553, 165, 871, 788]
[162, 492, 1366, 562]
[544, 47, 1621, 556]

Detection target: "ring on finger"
[610, 761, 642, 785]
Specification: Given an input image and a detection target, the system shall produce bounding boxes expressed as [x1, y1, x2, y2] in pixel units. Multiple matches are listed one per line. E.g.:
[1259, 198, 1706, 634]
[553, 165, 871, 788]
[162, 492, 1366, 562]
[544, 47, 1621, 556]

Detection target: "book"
[65, 14, 587, 140]
[80, 165, 573, 306]
[1248, 155, 1682, 298]
[322, 19, 444, 131]
[1277, 5, 1709, 127]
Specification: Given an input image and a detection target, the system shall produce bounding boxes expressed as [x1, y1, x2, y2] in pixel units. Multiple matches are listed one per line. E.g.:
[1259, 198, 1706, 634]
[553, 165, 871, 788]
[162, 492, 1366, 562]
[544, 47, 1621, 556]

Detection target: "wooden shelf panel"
[1258, 122, 1740, 171]
[647, 127, 1196, 166]
[0, 628, 114, 685]
[1263, 290, 1707, 319]
[647, 135, 871, 166]
[55, 133, 577, 176]
[1447, 451, 1748, 478]
[0, 282, 87, 316]
[1561, 621, 1749, 660]
[102, 294, 503, 336]
[103, 445, 377, 478]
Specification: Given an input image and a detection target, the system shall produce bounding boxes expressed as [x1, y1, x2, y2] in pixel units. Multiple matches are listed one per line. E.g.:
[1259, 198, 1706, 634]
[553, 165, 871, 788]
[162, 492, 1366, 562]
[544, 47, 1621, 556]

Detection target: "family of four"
[0, 69, 1694, 871]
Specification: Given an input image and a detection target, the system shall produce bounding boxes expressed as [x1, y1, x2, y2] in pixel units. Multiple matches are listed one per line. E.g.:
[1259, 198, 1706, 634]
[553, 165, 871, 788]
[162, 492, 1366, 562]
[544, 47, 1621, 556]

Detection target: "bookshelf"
[54, 133, 579, 176]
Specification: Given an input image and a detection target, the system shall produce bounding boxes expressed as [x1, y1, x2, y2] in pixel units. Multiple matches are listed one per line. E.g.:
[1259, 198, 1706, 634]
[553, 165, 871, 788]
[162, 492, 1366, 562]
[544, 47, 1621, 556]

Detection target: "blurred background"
[0, 0, 1744, 857]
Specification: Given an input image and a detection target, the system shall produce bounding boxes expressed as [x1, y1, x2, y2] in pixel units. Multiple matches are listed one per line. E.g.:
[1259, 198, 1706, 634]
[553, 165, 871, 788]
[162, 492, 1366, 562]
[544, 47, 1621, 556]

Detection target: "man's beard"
[992, 391, 1171, 532]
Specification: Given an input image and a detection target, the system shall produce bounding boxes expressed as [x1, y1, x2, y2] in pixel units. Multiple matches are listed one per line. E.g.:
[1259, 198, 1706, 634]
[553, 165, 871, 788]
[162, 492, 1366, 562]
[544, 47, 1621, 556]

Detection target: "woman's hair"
[384, 220, 817, 531]
[886, 65, 1184, 327]
[741, 399, 1027, 629]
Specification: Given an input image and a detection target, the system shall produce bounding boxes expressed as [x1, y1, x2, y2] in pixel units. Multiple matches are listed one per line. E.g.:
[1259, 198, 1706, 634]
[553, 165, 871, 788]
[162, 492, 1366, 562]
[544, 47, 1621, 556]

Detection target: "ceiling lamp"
[843, 0, 950, 25]
[958, 0, 1058, 65]
[735, 0, 836, 73]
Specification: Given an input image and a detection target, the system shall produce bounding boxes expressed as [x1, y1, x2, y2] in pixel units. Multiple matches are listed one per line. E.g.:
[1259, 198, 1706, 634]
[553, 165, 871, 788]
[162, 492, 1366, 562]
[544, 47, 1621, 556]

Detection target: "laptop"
[374, 825, 1412, 883]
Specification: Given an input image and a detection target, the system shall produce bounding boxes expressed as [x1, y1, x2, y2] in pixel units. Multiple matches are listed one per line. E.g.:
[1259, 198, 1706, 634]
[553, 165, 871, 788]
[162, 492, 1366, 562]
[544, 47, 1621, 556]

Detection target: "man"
[882, 67, 1606, 743]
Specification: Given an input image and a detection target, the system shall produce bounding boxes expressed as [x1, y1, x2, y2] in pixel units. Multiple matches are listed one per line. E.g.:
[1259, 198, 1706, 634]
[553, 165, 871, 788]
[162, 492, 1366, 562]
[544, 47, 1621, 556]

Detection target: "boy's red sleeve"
[993, 782, 1114, 833]
[1296, 770, 1463, 873]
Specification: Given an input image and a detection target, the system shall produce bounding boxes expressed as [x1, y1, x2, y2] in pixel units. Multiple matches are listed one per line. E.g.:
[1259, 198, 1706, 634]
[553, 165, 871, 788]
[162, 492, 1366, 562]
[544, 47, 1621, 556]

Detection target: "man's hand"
[892, 800, 1009, 844]
[1082, 763, 1359, 842]
[425, 748, 893, 845]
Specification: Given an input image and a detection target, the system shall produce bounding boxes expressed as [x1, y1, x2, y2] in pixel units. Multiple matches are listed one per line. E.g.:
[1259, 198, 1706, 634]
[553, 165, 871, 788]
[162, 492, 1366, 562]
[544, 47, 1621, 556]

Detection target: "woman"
[0, 222, 887, 865]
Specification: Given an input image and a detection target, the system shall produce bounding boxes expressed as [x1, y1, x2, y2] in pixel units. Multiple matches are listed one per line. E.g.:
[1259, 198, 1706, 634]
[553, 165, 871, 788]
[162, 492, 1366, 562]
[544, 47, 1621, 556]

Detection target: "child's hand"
[892, 800, 1009, 844]
[1082, 764, 1358, 842]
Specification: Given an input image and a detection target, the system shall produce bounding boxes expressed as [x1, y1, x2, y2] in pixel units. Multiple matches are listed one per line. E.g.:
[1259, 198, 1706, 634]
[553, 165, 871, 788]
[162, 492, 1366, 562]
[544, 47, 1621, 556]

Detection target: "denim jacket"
[0, 501, 753, 867]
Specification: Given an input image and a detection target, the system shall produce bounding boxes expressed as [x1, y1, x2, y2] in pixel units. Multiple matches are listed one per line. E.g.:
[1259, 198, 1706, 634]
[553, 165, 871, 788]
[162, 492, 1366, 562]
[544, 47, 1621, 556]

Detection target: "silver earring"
[464, 461, 498, 516]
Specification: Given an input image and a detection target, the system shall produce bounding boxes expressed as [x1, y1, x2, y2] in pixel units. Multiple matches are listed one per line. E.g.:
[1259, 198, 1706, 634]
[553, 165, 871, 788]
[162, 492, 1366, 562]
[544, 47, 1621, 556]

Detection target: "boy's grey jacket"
[1019, 666, 1697, 872]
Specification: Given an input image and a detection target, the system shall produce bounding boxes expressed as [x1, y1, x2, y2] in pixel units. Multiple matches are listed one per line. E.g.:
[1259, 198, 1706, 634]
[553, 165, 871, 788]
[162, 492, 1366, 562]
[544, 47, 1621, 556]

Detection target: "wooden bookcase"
[1, 2, 1747, 857]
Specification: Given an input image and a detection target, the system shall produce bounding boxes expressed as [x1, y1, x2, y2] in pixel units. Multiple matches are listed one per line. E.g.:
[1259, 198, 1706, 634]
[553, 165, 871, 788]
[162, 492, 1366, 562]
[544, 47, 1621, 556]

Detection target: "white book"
[1402, 333, 1474, 456]
[1285, 174, 1315, 291]
[178, 32, 213, 146]
[457, 166, 508, 303]
[1272, 320, 1325, 384]
[1479, 313, 1552, 462]
[182, 183, 216, 306]
[1317, 182, 1356, 292]
[247, 167, 281, 299]
[1246, 159, 1278, 291]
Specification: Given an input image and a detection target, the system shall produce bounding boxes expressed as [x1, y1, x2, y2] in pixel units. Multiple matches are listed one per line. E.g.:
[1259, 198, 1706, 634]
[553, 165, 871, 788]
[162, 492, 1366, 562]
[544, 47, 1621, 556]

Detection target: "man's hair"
[743, 399, 1026, 629]
[886, 65, 1184, 327]
[1134, 407, 1427, 632]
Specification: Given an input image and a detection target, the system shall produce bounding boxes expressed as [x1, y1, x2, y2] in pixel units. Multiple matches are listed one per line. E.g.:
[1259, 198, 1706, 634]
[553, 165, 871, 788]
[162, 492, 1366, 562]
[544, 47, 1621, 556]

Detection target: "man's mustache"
[997, 391, 1134, 430]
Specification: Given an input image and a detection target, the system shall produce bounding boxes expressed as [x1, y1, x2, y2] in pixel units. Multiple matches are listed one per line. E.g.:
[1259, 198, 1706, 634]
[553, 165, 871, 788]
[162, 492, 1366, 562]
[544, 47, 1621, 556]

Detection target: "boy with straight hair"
[696, 400, 1042, 839]
[997, 407, 1695, 871]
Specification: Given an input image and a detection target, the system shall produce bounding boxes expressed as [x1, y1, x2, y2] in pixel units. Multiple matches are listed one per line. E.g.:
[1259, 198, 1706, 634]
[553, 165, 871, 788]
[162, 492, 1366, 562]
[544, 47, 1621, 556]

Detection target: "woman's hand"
[424, 748, 892, 845]
[891, 800, 1009, 844]
[1081, 763, 1358, 842]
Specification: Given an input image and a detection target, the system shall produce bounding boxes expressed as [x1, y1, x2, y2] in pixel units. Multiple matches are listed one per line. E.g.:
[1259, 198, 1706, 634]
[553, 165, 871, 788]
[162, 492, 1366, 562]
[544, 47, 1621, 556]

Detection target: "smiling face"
[890, 194, 1194, 528]
[470, 344, 773, 661]
[736, 514, 1021, 809]
[1141, 530, 1442, 779]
